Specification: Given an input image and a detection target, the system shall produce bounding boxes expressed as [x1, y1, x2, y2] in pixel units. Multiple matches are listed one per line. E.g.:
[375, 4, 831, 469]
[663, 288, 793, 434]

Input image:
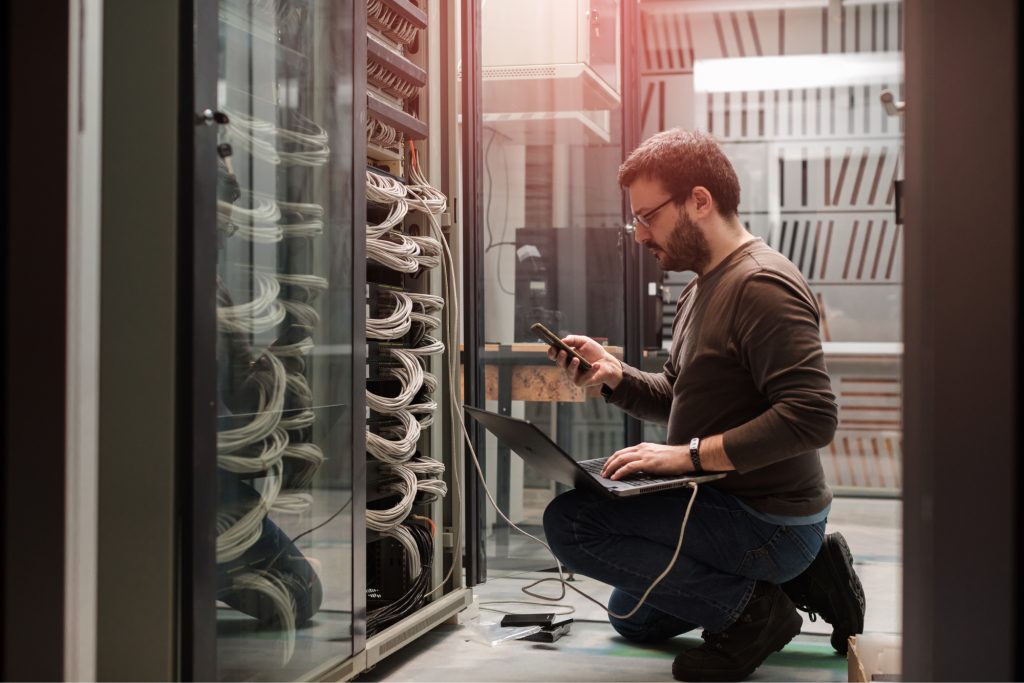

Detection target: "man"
[542, 129, 865, 682]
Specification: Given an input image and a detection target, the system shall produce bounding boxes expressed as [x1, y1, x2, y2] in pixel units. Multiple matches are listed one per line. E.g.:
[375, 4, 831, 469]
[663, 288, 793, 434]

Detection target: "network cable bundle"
[363, 0, 451, 637]
[364, 157, 451, 634]
[212, 0, 337, 665]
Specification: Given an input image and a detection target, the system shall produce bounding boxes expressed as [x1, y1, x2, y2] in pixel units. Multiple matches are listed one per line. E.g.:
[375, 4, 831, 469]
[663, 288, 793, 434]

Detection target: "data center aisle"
[356, 497, 900, 682]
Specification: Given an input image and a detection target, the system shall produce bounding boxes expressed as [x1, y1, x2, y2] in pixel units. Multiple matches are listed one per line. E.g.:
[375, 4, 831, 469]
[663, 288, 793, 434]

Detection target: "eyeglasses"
[629, 196, 675, 232]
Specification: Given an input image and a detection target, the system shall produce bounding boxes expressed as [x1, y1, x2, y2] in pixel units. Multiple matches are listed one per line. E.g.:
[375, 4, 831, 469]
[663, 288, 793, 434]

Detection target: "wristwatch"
[689, 437, 704, 473]
[600, 383, 614, 400]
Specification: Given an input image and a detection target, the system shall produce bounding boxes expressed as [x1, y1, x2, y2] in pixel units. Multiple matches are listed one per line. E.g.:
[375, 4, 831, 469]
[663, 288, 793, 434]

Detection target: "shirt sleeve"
[722, 273, 838, 473]
[603, 360, 676, 425]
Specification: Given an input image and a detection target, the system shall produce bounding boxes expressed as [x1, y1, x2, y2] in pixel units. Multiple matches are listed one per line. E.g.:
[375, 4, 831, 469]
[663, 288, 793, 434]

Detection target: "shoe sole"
[825, 533, 866, 654]
[672, 601, 803, 682]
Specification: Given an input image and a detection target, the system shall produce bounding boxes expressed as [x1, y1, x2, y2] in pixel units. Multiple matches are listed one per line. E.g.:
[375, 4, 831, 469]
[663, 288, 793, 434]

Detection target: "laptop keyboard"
[578, 457, 676, 488]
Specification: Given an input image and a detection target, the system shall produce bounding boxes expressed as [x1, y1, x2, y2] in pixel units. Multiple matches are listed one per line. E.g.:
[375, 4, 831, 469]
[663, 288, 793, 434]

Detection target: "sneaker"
[781, 532, 865, 654]
[672, 582, 802, 682]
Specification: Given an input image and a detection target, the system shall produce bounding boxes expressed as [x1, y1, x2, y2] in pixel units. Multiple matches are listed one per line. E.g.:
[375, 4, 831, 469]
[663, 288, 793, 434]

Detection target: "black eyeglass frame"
[629, 196, 675, 231]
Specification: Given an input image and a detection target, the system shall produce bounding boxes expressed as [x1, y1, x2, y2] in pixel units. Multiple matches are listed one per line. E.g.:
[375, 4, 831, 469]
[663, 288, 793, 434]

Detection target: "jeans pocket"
[737, 531, 782, 583]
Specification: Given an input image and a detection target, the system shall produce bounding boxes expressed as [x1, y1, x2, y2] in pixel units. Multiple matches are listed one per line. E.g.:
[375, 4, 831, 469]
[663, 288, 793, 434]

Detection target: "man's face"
[628, 177, 711, 273]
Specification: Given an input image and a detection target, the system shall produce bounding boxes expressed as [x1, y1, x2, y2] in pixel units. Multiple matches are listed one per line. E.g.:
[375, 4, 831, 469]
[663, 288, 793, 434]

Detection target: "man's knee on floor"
[609, 614, 664, 643]
[608, 590, 666, 643]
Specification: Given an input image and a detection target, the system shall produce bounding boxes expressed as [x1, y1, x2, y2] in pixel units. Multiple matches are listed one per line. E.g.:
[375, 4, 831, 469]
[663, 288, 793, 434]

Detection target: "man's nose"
[633, 222, 649, 245]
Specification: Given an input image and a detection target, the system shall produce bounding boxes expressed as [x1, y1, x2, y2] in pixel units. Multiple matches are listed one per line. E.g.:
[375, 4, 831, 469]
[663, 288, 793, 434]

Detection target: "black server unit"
[514, 226, 662, 349]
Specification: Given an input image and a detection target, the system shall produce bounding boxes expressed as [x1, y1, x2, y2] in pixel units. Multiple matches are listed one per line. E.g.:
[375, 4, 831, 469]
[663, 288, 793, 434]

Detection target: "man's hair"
[617, 129, 741, 217]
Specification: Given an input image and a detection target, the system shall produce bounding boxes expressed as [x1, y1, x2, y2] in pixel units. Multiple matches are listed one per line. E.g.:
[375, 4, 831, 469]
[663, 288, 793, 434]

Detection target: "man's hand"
[602, 435, 736, 479]
[600, 442, 691, 480]
[547, 334, 624, 390]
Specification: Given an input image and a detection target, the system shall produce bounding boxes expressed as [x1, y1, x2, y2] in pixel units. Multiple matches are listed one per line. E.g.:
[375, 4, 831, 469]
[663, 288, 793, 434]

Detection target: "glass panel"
[479, 0, 626, 572]
[213, 0, 354, 678]
[637, 2, 905, 500]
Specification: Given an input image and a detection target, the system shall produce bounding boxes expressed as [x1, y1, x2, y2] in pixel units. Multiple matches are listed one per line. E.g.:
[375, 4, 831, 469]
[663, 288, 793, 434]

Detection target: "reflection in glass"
[213, 0, 354, 678]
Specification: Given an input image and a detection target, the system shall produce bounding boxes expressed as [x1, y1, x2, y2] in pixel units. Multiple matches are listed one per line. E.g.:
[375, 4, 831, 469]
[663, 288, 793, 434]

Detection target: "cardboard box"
[848, 634, 901, 682]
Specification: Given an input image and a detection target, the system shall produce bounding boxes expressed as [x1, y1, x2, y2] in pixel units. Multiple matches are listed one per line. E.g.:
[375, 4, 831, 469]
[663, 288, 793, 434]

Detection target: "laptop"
[465, 406, 726, 498]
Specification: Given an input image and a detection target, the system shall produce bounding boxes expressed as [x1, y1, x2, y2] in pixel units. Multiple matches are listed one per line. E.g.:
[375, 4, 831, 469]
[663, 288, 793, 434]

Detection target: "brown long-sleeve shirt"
[606, 238, 837, 516]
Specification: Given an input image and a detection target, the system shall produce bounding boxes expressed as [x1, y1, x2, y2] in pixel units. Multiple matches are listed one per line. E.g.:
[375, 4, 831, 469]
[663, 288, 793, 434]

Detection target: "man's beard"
[650, 212, 712, 273]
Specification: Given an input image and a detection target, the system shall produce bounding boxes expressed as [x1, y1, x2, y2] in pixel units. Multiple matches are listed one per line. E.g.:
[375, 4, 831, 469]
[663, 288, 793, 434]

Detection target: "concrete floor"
[356, 497, 900, 682]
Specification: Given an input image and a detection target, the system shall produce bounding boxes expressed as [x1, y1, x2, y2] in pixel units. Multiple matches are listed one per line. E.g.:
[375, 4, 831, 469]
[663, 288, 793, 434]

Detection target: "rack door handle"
[197, 109, 230, 126]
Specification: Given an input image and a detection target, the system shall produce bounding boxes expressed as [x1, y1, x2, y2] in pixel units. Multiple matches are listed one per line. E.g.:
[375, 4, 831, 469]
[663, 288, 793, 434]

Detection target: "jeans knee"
[607, 589, 697, 643]
[542, 489, 581, 552]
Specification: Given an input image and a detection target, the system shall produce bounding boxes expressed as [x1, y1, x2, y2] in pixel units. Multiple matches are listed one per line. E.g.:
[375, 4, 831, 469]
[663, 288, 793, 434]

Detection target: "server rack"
[184, 1, 470, 680]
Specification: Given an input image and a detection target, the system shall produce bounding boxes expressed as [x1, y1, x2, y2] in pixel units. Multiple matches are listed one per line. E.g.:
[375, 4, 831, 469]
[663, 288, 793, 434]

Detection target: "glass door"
[203, 0, 358, 679]
[477, 0, 629, 572]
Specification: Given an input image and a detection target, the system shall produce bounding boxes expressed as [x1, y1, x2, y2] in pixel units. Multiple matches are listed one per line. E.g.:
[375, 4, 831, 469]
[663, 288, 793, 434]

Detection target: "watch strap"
[689, 437, 704, 473]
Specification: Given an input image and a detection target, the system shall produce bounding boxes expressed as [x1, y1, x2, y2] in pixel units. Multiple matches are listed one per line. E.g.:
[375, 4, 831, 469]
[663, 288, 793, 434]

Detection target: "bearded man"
[542, 129, 865, 682]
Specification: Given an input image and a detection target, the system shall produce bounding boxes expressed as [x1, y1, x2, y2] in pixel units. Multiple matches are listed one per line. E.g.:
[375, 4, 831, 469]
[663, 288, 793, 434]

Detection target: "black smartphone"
[500, 612, 556, 628]
[523, 619, 573, 642]
[530, 322, 593, 372]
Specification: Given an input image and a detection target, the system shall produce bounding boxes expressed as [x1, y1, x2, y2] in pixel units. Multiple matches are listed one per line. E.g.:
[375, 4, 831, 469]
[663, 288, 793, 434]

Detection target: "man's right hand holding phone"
[547, 335, 623, 391]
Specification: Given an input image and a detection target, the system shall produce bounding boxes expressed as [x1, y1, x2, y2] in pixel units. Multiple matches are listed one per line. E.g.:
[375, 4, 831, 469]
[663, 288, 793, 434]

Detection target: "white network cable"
[367, 199, 409, 239]
[229, 570, 297, 664]
[217, 351, 286, 453]
[365, 348, 424, 413]
[408, 455, 447, 501]
[271, 493, 314, 515]
[367, 170, 409, 239]
[367, 290, 413, 340]
[217, 271, 287, 334]
[405, 334, 444, 357]
[407, 398, 437, 416]
[278, 198, 325, 238]
[405, 455, 444, 476]
[218, 427, 289, 474]
[217, 195, 324, 241]
[367, 117, 405, 154]
[366, 463, 418, 531]
[422, 370, 438, 394]
[409, 292, 445, 333]
[217, 196, 284, 244]
[366, 408, 421, 463]
[223, 108, 330, 167]
[408, 292, 444, 312]
[367, 169, 408, 202]
[281, 442, 326, 489]
[367, 0, 418, 46]
[281, 299, 320, 329]
[274, 272, 329, 303]
[279, 409, 315, 430]
[270, 336, 315, 359]
[285, 371, 313, 409]
[366, 232, 422, 273]
[216, 460, 283, 563]
[282, 442, 326, 468]
[409, 234, 442, 269]
[368, 61, 418, 101]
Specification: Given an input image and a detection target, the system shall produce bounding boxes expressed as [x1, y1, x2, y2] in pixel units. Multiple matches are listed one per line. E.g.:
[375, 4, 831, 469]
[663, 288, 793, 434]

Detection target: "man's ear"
[692, 186, 713, 215]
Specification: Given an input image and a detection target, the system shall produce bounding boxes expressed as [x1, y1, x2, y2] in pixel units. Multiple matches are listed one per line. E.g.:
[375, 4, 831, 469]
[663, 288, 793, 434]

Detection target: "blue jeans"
[542, 485, 825, 640]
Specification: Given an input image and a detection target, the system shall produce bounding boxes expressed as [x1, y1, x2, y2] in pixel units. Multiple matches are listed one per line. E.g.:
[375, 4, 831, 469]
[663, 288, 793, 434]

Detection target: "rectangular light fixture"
[694, 52, 903, 93]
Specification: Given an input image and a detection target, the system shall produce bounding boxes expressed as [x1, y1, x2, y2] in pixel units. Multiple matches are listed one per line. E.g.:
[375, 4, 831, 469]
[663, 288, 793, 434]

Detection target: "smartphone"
[531, 322, 593, 372]
[523, 619, 573, 642]
[500, 612, 556, 628]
